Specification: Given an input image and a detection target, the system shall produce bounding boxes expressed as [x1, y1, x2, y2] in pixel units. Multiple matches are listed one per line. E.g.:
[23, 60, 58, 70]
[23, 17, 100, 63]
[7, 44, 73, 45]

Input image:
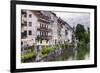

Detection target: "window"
[24, 31, 27, 36]
[29, 14, 32, 18]
[24, 14, 27, 17]
[29, 30, 32, 35]
[21, 42, 23, 45]
[65, 30, 68, 35]
[29, 22, 32, 26]
[21, 31, 27, 38]
[24, 21, 27, 26]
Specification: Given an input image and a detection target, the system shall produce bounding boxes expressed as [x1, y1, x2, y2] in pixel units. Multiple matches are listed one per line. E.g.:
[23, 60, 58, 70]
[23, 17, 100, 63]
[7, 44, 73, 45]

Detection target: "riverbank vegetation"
[75, 24, 90, 60]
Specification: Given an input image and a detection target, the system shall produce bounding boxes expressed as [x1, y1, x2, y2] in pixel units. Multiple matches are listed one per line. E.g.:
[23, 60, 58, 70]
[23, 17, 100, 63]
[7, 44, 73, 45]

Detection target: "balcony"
[37, 35, 52, 40]
[37, 27, 52, 32]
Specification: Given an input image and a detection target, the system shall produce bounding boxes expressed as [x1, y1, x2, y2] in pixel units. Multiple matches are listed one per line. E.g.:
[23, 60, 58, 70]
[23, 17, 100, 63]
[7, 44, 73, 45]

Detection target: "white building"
[21, 10, 74, 49]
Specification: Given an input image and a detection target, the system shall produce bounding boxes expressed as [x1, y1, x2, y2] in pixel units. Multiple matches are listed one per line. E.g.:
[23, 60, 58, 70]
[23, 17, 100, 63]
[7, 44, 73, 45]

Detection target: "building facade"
[21, 10, 74, 49]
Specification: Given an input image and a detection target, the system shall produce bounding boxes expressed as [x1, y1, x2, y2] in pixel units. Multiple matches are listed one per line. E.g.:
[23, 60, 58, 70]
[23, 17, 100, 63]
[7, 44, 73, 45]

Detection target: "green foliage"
[77, 41, 90, 60]
[41, 46, 54, 55]
[75, 24, 86, 41]
[21, 45, 36, 60]
[75, 24, 90, 60]
[75, 24, 90, 43]
[21, 51, 36, 60]
[84, 32, 90, 44]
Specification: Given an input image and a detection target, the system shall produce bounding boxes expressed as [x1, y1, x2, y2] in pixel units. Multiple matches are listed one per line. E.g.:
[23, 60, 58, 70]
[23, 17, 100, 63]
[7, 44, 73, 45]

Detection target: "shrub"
[21, 51, 36, 60]
[42, 46, 54, 55]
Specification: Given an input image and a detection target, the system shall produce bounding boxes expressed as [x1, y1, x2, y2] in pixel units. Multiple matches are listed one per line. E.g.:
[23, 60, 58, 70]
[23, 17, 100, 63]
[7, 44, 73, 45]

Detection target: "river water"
[43, 48, 90, 62]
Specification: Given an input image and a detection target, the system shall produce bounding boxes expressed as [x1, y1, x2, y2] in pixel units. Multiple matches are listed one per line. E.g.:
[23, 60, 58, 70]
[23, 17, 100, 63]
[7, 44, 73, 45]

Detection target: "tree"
[75, 24, 86, 41]
[75, 24, 90, 60]
[84, 32, 90, 44]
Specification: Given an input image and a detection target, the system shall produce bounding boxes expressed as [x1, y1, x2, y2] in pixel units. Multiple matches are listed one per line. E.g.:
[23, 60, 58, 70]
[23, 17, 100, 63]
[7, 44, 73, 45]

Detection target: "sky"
[53, 11, 90, 30]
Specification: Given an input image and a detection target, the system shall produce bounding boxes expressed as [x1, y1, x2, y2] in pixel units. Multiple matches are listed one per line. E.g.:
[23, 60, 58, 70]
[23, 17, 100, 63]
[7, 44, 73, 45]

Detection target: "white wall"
[21, 10, 38, 46]
[0, 0, 99, 73]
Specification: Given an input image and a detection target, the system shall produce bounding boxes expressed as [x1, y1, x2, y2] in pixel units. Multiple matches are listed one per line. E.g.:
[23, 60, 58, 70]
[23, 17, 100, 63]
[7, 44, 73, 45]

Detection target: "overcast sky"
[53, 11, 90, 30]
